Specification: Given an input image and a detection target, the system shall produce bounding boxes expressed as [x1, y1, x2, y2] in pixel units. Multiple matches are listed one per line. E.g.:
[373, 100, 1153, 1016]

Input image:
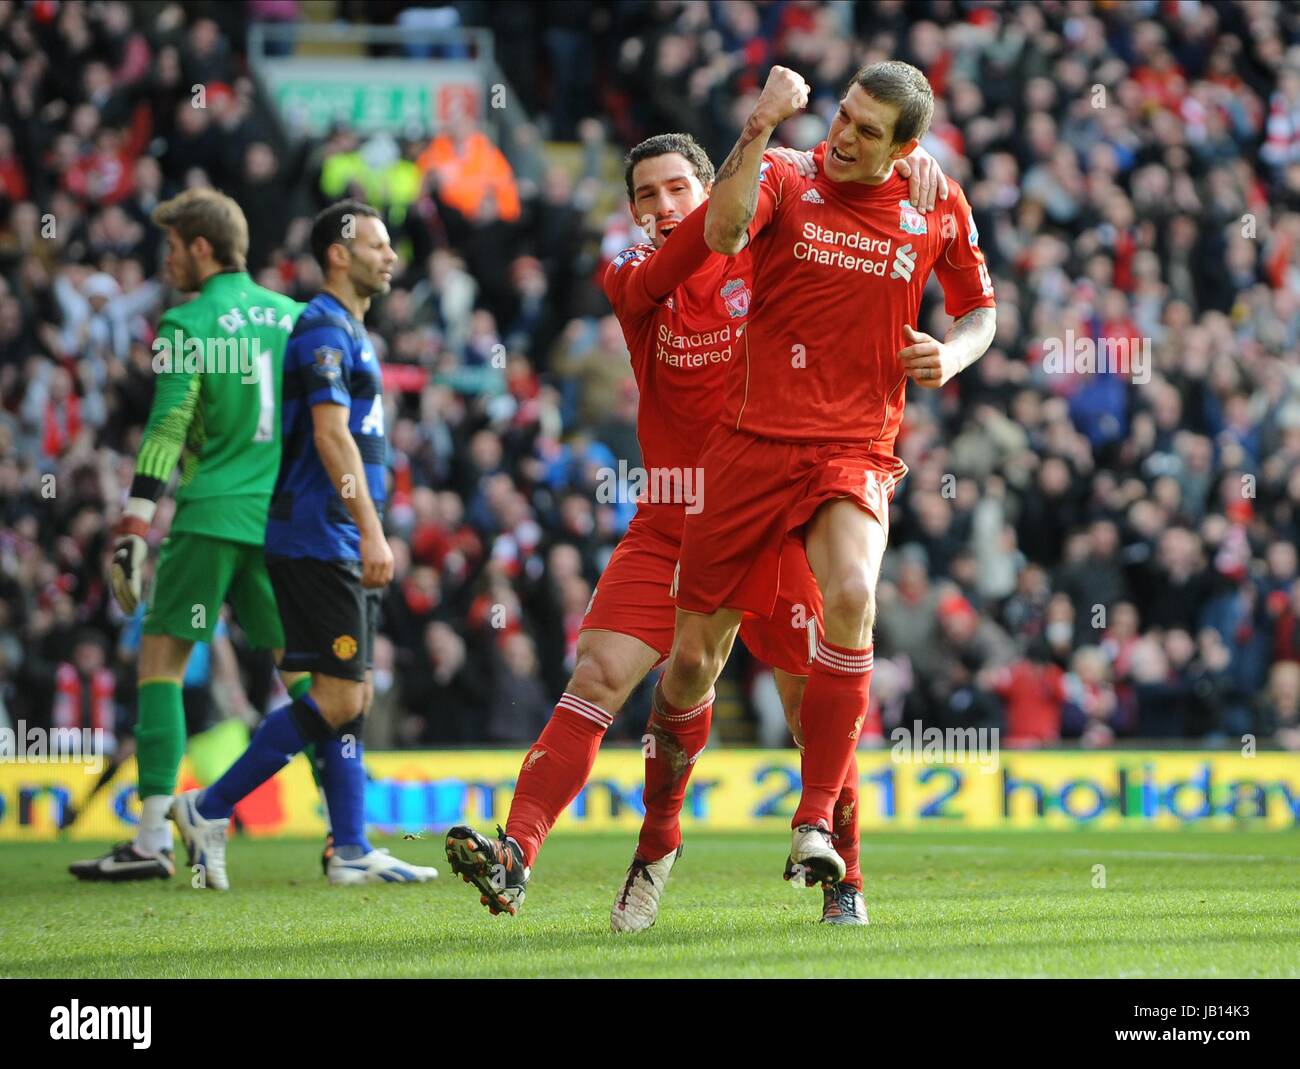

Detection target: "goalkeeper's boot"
[783, 820, 845, 887]
[69, 842, 175, 882]
[444, 824, 529, 916]
[821, 881, 869, 925]
[326, 845, 439, 885]
[168, 789, 230, 890]
[610, 845, 682, 933]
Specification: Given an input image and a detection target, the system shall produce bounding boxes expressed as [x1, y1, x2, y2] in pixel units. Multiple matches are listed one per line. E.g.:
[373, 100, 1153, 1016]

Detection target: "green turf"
[3, 831, 1299, 978]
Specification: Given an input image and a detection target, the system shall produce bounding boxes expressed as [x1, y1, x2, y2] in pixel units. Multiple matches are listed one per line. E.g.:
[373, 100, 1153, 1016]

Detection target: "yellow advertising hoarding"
[2, 749, 1298, 841]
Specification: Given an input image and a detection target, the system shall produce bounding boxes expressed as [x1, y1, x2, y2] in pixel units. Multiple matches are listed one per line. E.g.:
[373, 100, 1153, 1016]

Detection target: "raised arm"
[603, 200, 721, 319]
[640, 198, 714, 301]
[704, 66, 810, 255]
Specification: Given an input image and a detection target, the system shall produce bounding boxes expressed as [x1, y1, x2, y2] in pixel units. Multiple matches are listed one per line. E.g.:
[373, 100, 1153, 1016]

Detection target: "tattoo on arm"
[715, 128, 758, 184]
[707, 119, 771, 249]
[948, 306, 994, 342]
[945, 306, 996, 371]
[727, 181, 758, 245]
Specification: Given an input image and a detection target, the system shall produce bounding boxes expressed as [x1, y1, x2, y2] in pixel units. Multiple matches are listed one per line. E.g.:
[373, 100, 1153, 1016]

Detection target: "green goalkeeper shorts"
[143, 531, 285, 649]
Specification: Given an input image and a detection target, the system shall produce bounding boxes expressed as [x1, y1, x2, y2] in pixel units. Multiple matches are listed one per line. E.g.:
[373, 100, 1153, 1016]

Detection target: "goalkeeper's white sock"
[135, 795, 174, 854]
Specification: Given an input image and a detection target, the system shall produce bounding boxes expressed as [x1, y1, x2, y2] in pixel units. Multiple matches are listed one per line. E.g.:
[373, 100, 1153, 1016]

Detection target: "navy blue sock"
[320, 716, 372, 853]
[199, 697, 329, 819]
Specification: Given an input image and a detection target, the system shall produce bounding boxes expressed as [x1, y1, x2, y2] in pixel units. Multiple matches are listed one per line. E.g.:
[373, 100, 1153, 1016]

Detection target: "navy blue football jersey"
[266, 292, 386, 561]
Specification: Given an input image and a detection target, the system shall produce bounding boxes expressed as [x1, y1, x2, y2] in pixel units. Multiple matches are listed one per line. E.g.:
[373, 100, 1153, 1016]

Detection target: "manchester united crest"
[332, 634, 358, 660]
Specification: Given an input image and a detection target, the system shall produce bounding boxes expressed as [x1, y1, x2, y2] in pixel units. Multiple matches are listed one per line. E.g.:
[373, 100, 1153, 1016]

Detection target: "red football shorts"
[580, 508, 822, 675]
[677, 425, 908, 617]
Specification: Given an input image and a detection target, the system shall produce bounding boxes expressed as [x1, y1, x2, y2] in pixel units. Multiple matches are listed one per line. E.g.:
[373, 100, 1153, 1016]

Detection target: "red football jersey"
[602, 199, 754, 536]
[726, 143, 995, 447]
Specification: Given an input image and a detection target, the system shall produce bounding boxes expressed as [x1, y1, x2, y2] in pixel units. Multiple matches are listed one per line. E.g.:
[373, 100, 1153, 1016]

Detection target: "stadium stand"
[1, 0, 1298, 754]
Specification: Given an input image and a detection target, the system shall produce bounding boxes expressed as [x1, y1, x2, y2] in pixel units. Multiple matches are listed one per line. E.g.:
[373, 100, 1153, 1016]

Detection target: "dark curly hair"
[623, 133, 715, 201]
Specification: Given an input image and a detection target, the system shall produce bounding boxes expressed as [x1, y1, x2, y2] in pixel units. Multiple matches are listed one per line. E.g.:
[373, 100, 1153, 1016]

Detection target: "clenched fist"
[750, 66, 810, 131]
[898, 325, 957, 389]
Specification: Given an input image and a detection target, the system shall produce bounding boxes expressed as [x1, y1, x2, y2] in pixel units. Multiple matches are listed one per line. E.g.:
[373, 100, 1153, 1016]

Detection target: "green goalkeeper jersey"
[135, 271, 305, 546]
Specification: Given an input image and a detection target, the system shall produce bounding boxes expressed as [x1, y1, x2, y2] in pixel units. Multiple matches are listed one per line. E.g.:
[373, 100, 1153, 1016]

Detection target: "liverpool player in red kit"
[657, 61, 997, 893]
[445, 129, 947, 929]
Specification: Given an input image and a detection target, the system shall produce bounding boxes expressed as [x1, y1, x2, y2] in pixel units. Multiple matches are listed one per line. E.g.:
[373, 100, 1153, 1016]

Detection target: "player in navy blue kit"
[170, 200, 437, 888]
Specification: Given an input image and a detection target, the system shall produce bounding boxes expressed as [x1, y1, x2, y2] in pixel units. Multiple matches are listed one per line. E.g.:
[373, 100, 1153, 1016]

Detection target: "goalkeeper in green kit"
[70, 188, 434, 885]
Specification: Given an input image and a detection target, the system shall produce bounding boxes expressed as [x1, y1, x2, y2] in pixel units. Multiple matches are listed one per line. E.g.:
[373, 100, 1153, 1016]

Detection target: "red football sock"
[636, 683, 713, 862]
[831, 753, 862, 890]
[505, 693, 611, 866]
[793, 638, 873, 830]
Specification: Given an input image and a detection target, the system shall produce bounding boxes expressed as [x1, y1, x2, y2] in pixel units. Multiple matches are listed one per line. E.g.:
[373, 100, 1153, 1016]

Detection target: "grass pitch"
[3, 831, 1298, 978]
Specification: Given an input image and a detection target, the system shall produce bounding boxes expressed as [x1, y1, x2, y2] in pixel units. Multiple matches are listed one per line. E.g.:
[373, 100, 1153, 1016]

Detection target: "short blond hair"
[152, 187, 249, 270]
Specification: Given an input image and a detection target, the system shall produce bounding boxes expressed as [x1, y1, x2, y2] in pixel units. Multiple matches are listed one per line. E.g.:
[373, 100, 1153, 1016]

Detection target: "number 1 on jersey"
[252, 348, 275, 442]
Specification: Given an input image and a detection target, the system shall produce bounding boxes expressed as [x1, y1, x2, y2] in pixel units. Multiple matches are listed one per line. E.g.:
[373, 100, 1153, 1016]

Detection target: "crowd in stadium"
[1, 0, 1298, 753]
